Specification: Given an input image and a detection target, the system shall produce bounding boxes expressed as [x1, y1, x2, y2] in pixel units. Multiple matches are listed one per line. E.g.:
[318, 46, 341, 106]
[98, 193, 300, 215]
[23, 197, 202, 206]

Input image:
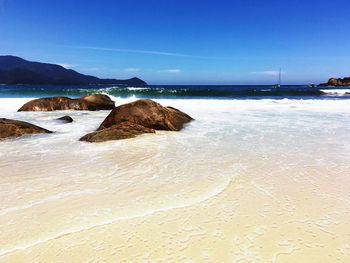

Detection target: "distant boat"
[308, 83, 315, 88]
[274, 69, 281, 88]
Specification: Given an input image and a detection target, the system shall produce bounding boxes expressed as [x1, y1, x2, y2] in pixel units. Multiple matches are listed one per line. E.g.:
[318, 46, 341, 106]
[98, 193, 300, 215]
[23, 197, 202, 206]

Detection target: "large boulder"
[79, 121, 155, 142]
[18, 94, 115, 111]
[98, 99, 193, 131]
[79, 99, 193, 143]
[0, 118, 52, 140]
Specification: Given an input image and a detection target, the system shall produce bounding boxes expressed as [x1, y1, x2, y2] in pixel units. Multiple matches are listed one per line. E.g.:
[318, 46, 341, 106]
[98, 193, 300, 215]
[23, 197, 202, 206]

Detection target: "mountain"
[0, 55, 147, 86]
[319, 77, 350, 86]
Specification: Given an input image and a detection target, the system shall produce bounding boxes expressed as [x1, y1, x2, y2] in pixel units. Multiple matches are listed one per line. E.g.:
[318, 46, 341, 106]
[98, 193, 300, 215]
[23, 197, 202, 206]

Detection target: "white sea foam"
[2, 97, 350, 117]
[103, 94, 138, 106]
[126, 87, 149, 91]
[0, 98, 36, 114]
[1, 97, 350, 258]
[320, 89, 350, 95]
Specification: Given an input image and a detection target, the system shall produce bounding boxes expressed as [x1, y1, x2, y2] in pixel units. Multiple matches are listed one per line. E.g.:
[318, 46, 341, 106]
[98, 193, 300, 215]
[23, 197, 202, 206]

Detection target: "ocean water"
[1, 85, 350, 262]
[1, 84, 350, 99]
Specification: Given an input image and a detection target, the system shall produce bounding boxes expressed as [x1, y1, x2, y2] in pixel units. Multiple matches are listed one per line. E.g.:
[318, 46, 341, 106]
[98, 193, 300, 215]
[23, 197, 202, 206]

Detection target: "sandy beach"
[1, 98, 350, 262]
[2, 0, 350, 260]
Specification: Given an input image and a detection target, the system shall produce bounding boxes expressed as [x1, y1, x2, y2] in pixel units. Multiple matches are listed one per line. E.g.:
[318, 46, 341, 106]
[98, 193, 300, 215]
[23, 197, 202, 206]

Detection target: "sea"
[1, 84, 350, 262]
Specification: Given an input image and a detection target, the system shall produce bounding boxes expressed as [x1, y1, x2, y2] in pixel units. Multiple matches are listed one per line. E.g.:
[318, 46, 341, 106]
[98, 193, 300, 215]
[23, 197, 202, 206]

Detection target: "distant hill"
[0, 55, 147, 86]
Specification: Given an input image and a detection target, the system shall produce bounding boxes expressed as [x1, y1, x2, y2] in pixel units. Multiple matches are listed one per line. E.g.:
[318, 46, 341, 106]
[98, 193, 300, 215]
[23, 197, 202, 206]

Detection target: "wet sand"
[1, 98, 350, 262]
[1, 155, 349, 262]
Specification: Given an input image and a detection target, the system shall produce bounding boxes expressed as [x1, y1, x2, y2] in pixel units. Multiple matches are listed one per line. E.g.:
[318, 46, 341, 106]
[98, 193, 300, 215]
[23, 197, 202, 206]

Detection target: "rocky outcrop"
[79, 121, 155, 142]
[0, 118, 52, 140]
[79, 99, 193, 143]
[98, 99, 193, 131]
[319, 77, 350, 86]
[56, 116, 73, 123]
[18, 94, 115, 111]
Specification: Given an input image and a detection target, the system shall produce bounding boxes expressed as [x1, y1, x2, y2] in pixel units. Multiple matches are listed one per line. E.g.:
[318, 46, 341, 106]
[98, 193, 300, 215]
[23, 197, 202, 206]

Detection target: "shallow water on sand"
[1, 98, 350, 262]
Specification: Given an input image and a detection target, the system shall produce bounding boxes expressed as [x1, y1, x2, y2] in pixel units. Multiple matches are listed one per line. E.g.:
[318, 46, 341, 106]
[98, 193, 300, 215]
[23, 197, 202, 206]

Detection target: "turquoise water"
[0, 84, 349, 99]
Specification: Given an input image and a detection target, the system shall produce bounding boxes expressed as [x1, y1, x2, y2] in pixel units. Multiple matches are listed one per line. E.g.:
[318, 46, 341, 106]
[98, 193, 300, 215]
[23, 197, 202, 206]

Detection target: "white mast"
[278, 68, 281, 86]
[274, 68, 281, 88]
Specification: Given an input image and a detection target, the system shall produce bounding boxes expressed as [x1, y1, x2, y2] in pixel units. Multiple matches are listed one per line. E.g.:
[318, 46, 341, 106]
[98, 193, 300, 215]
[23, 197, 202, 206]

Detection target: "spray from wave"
[1, 85, 349, 99]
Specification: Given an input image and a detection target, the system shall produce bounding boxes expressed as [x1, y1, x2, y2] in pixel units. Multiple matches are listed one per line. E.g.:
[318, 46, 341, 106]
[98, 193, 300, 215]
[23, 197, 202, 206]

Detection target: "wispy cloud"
[251, 71, 283, 76]
[159, 69, 181, 73]
[65, 45, 214, 59]
[124, 68, 140, 72]
[56, 63, 76, 68]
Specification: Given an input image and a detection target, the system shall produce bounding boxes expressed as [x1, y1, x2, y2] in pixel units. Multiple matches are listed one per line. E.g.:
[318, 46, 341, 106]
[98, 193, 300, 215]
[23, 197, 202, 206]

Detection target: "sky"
[0, 0, 349, 85]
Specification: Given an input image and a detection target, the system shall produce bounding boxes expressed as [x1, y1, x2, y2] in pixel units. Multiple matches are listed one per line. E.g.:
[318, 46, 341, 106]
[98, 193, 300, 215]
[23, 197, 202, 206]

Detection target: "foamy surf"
[320, 89, 350, 95]
[1, 96, 350, 262]
[3, 84, 347, 99]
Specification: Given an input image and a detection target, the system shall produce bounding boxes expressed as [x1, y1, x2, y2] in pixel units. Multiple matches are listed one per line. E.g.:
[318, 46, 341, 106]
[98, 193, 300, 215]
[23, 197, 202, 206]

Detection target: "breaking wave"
[1, 84, 349, 99]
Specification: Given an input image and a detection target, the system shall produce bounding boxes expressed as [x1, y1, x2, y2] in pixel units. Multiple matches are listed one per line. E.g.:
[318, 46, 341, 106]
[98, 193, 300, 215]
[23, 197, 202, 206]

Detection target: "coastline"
[1, 92, 350, 262]
[3, 0, 350, 260]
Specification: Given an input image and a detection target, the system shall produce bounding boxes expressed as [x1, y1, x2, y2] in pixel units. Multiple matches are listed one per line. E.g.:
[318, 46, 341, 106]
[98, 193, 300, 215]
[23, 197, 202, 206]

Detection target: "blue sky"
[0, 0, 349, 84]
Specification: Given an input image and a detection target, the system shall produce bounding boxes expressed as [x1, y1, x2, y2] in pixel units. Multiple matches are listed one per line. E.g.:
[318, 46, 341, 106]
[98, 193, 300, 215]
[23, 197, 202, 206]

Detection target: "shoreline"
[1, 97, 350, 262]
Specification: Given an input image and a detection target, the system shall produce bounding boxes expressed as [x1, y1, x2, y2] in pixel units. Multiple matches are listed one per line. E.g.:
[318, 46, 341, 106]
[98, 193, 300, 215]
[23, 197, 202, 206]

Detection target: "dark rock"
[98, 99, 193, 131]
[319, 77, 350, 86]
[0, 55, 147, 85]
[79, 121, 155, 142]
[0, 118, 52, 140]
[56, 116, 73, 123]
[79, 99, 193, 143]
[18, 94, 115, 111]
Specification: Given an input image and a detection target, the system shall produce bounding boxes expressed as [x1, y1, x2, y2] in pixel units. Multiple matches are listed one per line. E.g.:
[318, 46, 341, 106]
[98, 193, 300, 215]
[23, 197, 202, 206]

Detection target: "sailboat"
[274, 69, 281, 88]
